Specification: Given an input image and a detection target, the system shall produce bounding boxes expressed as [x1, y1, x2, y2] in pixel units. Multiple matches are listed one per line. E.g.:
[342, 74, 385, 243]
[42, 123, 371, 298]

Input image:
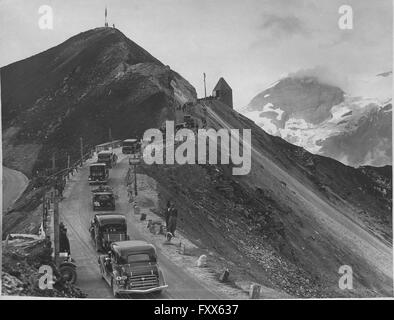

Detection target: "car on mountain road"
[98, 240, 168, 297]
[89, 214, 128, 252]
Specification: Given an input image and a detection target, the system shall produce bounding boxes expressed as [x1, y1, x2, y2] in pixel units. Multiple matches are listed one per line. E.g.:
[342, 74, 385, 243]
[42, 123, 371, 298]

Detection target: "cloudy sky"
[0, 0, 392, 107]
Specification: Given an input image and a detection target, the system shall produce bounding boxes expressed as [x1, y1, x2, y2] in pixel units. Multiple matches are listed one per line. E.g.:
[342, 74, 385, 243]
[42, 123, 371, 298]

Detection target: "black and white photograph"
[0, 0, 392, 307]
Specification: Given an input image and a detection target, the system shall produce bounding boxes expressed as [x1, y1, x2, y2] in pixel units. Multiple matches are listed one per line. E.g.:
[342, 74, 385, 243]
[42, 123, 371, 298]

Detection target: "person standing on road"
[167, 202, 178, 238]
[164, 201, 171, 233]
[59, 223, 70, 255]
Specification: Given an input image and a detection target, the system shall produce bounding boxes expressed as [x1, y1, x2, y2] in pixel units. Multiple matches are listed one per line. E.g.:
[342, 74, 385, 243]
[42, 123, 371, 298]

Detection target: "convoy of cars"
[84, 141, 167, 297]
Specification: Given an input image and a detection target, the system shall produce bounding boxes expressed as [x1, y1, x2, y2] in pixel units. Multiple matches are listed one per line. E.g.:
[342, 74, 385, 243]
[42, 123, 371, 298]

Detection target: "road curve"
[2, 166, 29, 211]
[60, 152, 224, 299]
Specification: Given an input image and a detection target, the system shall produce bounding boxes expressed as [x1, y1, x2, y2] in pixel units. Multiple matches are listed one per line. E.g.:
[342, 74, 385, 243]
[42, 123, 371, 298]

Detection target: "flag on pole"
[203, 73, 207, 98]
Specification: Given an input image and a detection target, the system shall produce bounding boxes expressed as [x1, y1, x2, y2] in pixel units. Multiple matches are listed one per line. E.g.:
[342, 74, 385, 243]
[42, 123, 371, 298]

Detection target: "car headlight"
[116, 275, 127, 284]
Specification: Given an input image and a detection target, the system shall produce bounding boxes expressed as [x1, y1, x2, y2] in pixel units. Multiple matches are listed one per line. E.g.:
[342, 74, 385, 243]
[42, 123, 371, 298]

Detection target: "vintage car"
[98, 240, 168, 297]
[89, 214, 128, 252]
[122, 139, 141, 155]
[92, 186, 115, 211]
[88, 163, 109, 184]
[183, 115, 195, 129]
[97, 150, 117, 168]
[175, 122, 187, 131]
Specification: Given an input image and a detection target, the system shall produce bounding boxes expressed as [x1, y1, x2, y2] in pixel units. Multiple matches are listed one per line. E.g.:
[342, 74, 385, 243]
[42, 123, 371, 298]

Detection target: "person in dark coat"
[164, 201, 171, 232]
[59, 223, 70, 255]
[167, 203, 178, 237]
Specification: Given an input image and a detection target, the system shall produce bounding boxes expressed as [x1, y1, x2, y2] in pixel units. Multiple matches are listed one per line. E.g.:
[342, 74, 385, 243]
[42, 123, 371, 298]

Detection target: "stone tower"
[212, 77, 233, 108]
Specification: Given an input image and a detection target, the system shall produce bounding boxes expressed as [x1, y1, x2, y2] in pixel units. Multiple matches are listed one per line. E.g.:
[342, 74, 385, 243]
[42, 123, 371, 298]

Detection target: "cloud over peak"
[259, 14, 309, 39]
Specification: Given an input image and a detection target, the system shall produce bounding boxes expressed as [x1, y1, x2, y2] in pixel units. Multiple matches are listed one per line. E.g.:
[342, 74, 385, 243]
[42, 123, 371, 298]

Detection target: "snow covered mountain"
[241, 76, 392, 167]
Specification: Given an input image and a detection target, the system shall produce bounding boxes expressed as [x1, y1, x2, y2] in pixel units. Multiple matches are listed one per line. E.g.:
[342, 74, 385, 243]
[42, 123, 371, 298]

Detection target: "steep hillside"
[242, 76, 392, 167]
[1, 28, 392, 298]
[1, 27, 196, 176]
[140, 97, 392, 297]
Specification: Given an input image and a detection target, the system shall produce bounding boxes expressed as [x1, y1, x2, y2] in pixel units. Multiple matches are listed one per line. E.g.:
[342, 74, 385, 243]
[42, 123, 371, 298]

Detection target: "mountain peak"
[247, 75, 344, 125]
[242, 74, 391, 167]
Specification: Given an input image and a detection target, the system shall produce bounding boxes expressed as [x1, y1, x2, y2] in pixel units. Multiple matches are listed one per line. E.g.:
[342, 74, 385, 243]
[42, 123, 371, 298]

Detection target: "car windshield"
[98, 154, 111, 160]
[90, 166, 104, 174]
[95, 194, 113, 201]
[125, 253, 153, 264]
[103, 226, 125, 233]
[123, 141, 137, 147]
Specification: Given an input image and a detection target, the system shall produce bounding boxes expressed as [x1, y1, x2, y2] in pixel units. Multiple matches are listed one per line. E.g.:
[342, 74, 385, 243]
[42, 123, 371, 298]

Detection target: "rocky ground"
[2, 235, 86, 298]
[141, 163, 323, 298]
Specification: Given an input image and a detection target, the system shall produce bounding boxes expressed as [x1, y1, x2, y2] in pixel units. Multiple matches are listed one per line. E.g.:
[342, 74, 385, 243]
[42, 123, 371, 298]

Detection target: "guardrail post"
[42, 196, 47, 232]
[53, 189, 59, 265]
[52, 153, 56, 173]
[67, 154, 70, 175]
[133, 164, 138, 196]
[80, 137, 83, 166]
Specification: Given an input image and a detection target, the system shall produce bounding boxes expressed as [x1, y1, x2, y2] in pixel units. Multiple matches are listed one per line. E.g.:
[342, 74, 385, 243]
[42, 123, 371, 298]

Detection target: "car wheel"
[59, 265, 77, 284]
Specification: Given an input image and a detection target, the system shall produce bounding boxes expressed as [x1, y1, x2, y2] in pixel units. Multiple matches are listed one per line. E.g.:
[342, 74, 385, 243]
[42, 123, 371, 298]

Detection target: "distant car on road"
[98, 240, 168, 297]
[175, 122, 187, 131]
[92, 186, 116, 211]
[89, 213, 128, 252]
[88, 163, 109, 184]
[97, 150, 117, 168]
[183, 115, 195, 129]
[122, 139, 141, 155]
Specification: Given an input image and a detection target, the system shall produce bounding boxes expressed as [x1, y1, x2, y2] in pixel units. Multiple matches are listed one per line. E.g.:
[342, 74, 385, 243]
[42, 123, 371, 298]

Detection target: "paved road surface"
[60, 153, 224, 299]
[2, 167, 29, 211]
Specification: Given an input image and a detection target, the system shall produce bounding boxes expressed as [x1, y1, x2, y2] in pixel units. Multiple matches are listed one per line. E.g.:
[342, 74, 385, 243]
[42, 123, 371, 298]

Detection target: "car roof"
[112, 240, 156, 256]
[124, 139, 138, 142]
[92, 186, 113, 193]
[90, 163, 106, 167]
[95, 214, 126, 226]
[98, 150, 112, 154]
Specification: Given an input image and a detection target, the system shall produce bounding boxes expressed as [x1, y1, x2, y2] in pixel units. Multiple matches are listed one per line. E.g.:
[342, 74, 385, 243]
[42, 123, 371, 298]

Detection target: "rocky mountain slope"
[1, 28, 392, 298]
[1, 27, 196, 176]
[242, 76, 392, 167]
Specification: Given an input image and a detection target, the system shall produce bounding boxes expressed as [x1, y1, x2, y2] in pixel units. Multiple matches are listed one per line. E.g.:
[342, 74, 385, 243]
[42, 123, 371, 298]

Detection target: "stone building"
[212, 77, 233, 108]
